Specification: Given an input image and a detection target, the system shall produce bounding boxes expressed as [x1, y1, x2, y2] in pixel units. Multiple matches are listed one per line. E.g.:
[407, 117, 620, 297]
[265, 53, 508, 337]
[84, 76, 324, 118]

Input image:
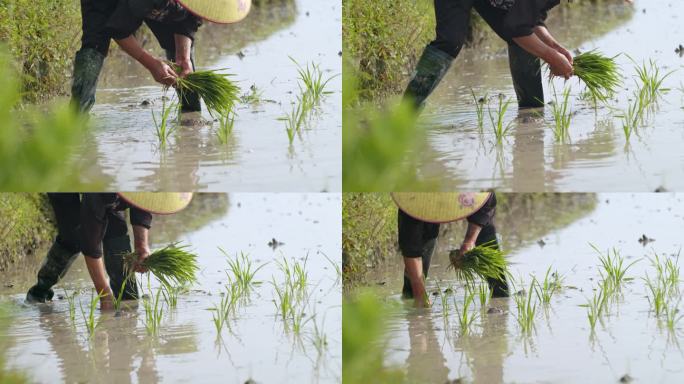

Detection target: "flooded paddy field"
[76, 0, 341, 191]
[0, 193, 341, 383]
[360, 193, 684, 383]
[418, 0, 684, 191]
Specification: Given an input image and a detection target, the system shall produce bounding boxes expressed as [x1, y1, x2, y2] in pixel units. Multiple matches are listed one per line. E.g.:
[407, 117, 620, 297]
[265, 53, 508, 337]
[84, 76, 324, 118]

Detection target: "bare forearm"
[463, 223, 482, 246]
[512, 34, 555, 62]
[533, 26, 560, 50]
[174, 34, 192, 63]
[84, 255, 111, 296]
[133, 225, 149, 254]
[115, 36, 156, 71]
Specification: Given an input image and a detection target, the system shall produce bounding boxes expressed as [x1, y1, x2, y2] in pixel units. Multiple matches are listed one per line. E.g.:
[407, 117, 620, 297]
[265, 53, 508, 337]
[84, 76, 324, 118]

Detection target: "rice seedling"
[436, 282, 450, 319]
[174, 67, 240, 116]
[585, 284, 608, 331]
[291, 304, 311, 335]
[281, 94, 312, 144]
[124, 243, 199, 287]
[572, 50, 621, 103]
[448, 240, 508, 283]
[240, 84, 264, 105]
[453, 289, 478, 336]
[79, 290, 105, 339]
[549, 86, 572, 141]
[152, 95, 178, 148]
[224, 250, 266, 295]
[63, 289, 78, 323]
[142, 287, 164, 336]
[310, 314, 328, 356]
[632, 58, 673, 106]
[216, 110, 236, 145]
[272, 277, 296, 322]
[112, 279, 128, 312]
[291, 57, 336, 105]
[590, 244, 639, 291]
[487, 94, 514, 142]
[650, 250, 681, 294]
[477, 283, 491, 309]
[620, 94, 642, 141]
[513, 279, 538, 334]
[276, 256, 310, 298]
[471, 89, 488, 132]
[160, 281, 186, 310]
[321, 251, 341, 283]
[210, 287, 239, 335]
[534, 267, 562, 304]
[645, 274, 667, 317]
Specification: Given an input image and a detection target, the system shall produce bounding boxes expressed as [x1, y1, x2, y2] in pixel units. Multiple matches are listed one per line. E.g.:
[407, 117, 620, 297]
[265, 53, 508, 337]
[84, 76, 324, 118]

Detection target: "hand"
[554, 44, 573, 66]
[100, 288, 115, 311]
[134, 246, 151, 273]
[175, 58, 193, 78]
[459, 240, 476, 258]
[546, 51, 573, 79]
[148, 59, 178, 86]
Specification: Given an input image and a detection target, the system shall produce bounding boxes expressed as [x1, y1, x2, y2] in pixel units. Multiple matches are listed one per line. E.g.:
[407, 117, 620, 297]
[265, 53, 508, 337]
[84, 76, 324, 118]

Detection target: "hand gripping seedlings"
[448, 240, 508, 283]
[572, 50, 622, 103]
[124, 243, 199, 287]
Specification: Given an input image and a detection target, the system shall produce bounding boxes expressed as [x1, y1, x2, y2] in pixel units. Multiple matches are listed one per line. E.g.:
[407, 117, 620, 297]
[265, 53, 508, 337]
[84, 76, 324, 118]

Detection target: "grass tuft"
[487, 94, 514, 142]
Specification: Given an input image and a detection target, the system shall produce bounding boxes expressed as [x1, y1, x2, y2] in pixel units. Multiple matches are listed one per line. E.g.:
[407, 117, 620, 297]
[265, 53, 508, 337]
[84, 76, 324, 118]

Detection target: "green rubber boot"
[403, 45, 454, 111]
[508, 43, 544, 108]
[402, 238, 437, 299]
[70, 48, 106, 113]
[26, 242, 79, 303]
[103, 235, 139, 301]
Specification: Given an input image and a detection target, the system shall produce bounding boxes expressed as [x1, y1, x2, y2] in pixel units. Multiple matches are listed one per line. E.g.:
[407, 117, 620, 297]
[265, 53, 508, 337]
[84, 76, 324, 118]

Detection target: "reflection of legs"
[403, 0, 475, 110]
[103, 211, 138, 300]
[146, 20, 202, 112]
[399, 210, 440, 300]
[70, 0, 117, 113]
[476, 223, 509, 297]
[26, 194, 82, 302]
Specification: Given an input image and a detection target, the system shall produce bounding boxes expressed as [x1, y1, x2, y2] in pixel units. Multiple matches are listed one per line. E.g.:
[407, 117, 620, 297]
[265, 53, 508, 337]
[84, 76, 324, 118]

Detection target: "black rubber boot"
[26, 242, 79, 303]
[488, 275, 509, 298]
[165, 49, 202, 113]
[70, 48, 106, 113]
[103, 235, 139, 301]
[403, 45, 454, 111]
[508, 43, 544, 109]
[402, 238, 437, 299]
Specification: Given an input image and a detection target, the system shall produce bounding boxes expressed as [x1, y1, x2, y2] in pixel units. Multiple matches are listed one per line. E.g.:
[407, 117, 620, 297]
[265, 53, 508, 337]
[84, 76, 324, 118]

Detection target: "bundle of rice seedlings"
[124, 243, 199, 287]
[174, 67, 240, 116]
[448, 241, 508, 282]
[572, 50, 621, 102]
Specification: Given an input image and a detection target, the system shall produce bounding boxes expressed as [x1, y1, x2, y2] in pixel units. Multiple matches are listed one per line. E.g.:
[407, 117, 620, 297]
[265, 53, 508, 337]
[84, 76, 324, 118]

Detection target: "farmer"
[403, 0, 575, 110]
[72, 0, 251, 113]
[392, 192, 507, 307]
[26, 193, 193, 310]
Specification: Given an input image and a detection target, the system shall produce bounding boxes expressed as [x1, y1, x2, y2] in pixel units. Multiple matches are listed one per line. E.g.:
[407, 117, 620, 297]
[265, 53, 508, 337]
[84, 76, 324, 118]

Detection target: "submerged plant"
[124, 243, 199, 287]
[453, 289, 478, 336]
[550, 86, 572, 141]
[487, 94, 514, 142]
[152, 95, 178, 148]
[216, 111, 236, 145]
[572, 50, 621, 103]
[79, 290, 105, 339]
[448, 240, 508, 283]
[471, 89, 488, 132]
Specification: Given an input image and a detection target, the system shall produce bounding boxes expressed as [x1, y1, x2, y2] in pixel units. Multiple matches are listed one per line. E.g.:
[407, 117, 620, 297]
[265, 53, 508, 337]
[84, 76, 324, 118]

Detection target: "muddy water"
[418, 0, 684, 191]
[76, 0, 341, 191]
[0, 193, 341, 383]
[366, 193, 684, 383]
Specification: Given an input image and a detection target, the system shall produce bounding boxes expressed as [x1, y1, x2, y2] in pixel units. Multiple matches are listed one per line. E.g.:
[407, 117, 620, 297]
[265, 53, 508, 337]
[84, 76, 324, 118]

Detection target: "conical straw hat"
[118, 192, 193, 215]
[177, 0, 251, 24]
[391, 192, 492, 223]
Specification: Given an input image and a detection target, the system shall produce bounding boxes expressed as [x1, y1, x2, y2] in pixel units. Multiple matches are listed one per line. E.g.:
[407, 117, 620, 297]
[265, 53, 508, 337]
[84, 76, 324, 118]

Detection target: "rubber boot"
[402, 238, 437, 299]
[165, 49, 202, 113]
[103, 235, 139, 301]
[483, 235, 509, 298]
[26, 242, 80, 303]
[70, 48, 106, 113]
[403, 45, 455, 111]
[508, 43, 544, 108]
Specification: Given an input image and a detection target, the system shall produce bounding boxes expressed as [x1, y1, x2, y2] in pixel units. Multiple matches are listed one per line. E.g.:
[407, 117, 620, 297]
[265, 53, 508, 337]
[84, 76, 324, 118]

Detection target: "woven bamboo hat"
[177, 0, 251, 24]
[391, 192, 491, 223]
[118, 192, 193, 215]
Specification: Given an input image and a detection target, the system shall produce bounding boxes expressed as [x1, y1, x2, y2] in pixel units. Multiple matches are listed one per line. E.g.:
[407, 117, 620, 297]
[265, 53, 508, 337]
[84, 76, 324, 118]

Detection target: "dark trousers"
[48, 193, 129, 254]
[398, 209, 499, 297]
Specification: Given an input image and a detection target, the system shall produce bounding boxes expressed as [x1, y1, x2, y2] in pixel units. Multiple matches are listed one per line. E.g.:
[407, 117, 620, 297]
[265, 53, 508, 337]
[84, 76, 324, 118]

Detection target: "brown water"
[0, 193, 341, 383]
[75, 0, 341, 191]
[418, 0, 684, 191]
[364, 193, 684, 383]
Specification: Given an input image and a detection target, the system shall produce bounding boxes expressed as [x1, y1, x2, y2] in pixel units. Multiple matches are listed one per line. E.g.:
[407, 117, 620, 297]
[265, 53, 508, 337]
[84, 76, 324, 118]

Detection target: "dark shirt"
[106, 0, 202, 41]
[80, 193, 152, 258]
[504, 0, 561, 38]
[467, 193, 497, 227]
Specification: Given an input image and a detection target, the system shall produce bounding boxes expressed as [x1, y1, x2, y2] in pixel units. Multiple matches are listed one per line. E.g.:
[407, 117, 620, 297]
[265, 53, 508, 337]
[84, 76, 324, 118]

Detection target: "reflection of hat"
[118, 193, 193, 215]
[177, 0, 251, 24]
[391, 192, 491, 223]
